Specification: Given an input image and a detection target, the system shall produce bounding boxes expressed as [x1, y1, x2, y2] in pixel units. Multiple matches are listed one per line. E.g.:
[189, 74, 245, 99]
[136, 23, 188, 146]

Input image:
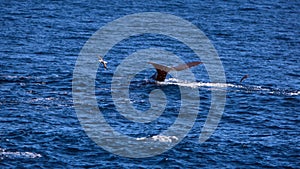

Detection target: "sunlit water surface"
[1, 1, 299, 168]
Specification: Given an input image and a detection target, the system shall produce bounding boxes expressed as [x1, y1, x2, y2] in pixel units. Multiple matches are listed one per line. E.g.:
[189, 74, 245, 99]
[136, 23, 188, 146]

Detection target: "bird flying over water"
[240, 74, 249, 83]
[98, 56, 107, 69]
[148, 61, 203, 82]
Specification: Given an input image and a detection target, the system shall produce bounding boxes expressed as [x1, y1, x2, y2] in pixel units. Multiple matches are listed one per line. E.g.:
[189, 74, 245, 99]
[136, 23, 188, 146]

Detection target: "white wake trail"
[157, 78, 300, 96]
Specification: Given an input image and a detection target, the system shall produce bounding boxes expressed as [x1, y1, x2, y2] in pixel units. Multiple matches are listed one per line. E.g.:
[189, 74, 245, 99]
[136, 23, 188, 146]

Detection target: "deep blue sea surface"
[1, 0, 299, 168]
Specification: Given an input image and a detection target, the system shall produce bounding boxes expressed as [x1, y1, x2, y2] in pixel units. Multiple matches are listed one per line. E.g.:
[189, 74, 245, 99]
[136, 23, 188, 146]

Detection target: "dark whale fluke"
[148, 61, 203, 82]
[240, 74, 249, 83]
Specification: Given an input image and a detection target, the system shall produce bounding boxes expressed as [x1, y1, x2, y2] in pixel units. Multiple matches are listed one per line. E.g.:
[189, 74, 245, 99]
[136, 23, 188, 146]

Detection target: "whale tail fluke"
[172, 61, 203, 71]
[148, 61, 203, 82]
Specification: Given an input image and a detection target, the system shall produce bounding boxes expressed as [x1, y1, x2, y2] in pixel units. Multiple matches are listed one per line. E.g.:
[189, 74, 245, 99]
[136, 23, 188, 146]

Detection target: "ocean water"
[1, 0, 299, 168]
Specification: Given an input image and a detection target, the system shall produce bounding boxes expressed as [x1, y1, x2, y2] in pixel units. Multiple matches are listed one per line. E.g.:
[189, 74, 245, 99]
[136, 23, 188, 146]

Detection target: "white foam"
[151, 135, 178, 143]
[137, 135, 179, 143]
[158, 78, 233, 89]
[0, 148, 42, 159]
[289, 91, 300, 96]
[156, 78, 300, 96]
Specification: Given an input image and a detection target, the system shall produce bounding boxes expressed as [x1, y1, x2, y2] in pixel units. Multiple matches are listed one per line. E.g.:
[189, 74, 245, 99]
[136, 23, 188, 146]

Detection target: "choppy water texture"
[1, 0, 299, 168]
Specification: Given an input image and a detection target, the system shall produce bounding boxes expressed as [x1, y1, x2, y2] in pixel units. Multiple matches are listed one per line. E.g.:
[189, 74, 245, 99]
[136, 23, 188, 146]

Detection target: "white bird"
[98, 56, 107, 70]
